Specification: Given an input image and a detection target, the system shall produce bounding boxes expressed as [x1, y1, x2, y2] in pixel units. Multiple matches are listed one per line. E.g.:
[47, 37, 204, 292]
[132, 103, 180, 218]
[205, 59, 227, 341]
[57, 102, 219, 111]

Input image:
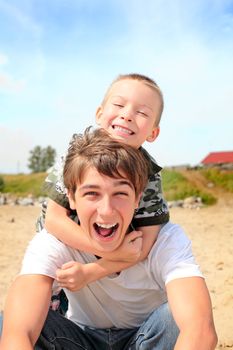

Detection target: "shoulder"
[20, 229, 73, 278]
[147, 222, 203, 284]
[158, 222, 191, 246]
[150, 222, 192, 259]
[26, 229, 65, 250]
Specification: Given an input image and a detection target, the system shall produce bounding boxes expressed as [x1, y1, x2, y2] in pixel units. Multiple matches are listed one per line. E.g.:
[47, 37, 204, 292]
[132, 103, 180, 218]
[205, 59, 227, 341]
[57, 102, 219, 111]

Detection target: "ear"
[146, 126, 160, 143]
[135, 193, 142, 209]
[67, 191, 76, 210]
[95, 106, 103, 125]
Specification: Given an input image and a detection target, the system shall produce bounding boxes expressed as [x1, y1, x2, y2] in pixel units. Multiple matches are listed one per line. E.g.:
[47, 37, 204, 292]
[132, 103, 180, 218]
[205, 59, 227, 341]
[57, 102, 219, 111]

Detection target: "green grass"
[201, 168, 233, 193]
[0, 173, 47, 197]
[2, 168, 231, 206]
[161, 169, 217, 205]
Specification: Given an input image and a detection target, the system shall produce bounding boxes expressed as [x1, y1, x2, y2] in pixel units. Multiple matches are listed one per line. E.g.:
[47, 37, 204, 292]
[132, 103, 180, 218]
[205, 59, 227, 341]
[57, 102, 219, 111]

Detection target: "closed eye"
[137, 110, 148, 117]
[115, 192, 129, 197]
[113, 103, 124, 108]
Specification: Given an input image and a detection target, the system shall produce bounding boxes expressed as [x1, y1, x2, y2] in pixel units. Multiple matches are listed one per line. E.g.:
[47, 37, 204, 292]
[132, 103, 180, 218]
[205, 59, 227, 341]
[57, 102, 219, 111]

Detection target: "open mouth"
[112, 125, 134, 135]
[93, 222, 119, 239]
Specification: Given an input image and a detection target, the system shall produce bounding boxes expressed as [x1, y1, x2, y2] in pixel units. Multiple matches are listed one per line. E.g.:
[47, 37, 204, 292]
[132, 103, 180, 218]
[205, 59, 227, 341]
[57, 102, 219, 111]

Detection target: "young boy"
[38, 73, 169, 290]
[1, 128, 217, 349]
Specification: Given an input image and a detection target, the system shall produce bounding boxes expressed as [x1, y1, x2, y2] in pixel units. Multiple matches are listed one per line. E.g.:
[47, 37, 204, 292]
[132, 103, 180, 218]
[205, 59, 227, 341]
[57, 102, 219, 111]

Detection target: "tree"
[28, 145, 56, 173]
[41, 146, 57, 172]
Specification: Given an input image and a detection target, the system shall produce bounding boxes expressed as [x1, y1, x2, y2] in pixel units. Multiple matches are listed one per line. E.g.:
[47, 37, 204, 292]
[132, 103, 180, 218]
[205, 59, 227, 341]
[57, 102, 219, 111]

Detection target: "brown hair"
[101, 73, 164, 126]
[63, 127, 150, 198]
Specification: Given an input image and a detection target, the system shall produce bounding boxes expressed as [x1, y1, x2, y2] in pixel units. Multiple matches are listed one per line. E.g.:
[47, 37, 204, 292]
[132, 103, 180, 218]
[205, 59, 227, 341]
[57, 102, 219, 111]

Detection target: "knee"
[132, 303, 179, 350]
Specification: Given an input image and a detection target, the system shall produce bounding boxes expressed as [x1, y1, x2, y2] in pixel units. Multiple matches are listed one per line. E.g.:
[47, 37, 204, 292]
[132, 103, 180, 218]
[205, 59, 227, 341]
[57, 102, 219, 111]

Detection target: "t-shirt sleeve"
[133, 149, 169, 227]
[148, 223, 203, 287]
[36, 155, 71, 231]
[20, 230, 73, 279]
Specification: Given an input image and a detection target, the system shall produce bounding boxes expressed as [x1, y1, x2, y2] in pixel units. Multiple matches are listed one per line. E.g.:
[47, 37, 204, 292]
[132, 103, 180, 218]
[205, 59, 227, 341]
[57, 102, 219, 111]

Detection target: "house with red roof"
[201, 151, 233, 167]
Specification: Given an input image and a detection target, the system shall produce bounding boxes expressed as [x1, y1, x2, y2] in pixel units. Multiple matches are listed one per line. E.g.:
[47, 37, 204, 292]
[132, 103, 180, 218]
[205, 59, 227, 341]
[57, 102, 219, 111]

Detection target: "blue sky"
[0, 0, 233, 173]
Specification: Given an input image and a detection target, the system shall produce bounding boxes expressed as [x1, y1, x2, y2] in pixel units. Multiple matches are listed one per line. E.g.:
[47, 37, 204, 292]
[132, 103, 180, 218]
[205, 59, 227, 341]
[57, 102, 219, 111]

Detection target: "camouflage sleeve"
[36, 155, 72, 232]
[132, 171, 170, 228]
[43, 155, 70, 209]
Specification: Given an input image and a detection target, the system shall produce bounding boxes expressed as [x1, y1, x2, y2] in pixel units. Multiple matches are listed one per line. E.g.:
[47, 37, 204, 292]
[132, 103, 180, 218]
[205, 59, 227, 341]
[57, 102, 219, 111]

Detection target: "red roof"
[201, 151, 233, 165]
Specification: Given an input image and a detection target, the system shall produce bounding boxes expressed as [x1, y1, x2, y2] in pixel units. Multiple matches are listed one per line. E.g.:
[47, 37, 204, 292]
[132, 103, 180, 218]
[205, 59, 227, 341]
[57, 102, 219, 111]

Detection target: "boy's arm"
[167, 277, 217, 350]
[45, 199, 95, 253]
[46, 205, 161, 290]
[136, 225, 161, 260]
[56, 231, 143, 291]
[0, 275, 53, 349]
[57, 256, 143, 291]
[45, 199, 143, 260]
[55, 227, 166, 293]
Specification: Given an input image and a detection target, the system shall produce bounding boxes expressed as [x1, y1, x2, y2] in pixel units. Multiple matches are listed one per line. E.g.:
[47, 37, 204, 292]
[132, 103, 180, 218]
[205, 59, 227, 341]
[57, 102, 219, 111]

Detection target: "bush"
[202, 168, 233, 193]
[0, 176, 5, 192]
[161, 169, 216, 205]
[1, 173, 47, 197]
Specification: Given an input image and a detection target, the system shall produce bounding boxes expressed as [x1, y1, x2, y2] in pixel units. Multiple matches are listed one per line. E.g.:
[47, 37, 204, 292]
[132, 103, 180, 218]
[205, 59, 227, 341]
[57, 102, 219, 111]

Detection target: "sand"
[0, 200, 232, 349]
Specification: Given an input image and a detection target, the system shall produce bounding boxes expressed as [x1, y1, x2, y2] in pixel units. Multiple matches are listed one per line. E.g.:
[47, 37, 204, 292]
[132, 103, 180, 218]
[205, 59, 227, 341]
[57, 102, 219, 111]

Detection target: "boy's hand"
[56, 231, 143, 291]
[56, 261, 87, 291]
[108, 230, 143, 263]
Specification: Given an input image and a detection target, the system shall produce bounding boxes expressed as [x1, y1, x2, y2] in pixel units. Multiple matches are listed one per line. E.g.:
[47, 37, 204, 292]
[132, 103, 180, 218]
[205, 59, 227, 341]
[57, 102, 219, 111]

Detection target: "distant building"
[201, 151, 233, 167]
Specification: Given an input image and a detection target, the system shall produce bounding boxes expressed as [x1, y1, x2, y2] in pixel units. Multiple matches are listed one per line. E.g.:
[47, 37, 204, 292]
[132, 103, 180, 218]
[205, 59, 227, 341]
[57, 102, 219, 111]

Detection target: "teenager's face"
[96, 79, 160, 149]
[68, 167, 140, 253]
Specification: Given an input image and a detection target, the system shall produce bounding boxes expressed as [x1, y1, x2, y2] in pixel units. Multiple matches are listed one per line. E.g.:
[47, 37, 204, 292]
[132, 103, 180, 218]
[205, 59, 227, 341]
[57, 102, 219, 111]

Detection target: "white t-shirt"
[20, 222, 203, 329]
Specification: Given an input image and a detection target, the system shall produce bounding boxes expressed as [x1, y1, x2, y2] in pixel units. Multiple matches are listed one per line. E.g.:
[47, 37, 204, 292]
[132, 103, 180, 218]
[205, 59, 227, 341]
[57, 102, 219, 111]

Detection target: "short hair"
[101, 73, 164, 126]
[63, 127, 150, 198]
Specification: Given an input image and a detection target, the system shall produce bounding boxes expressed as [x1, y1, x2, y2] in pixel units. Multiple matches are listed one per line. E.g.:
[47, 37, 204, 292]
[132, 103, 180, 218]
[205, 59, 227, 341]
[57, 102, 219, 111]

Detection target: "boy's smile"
[96, 79, 160, 148]
[112, 125, 134, 136]
[68, 167, 140, 253]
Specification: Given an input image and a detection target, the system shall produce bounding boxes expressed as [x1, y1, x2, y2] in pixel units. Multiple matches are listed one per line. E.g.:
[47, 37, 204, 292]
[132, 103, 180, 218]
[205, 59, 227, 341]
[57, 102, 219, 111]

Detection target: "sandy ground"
[0, 200, 232, 349]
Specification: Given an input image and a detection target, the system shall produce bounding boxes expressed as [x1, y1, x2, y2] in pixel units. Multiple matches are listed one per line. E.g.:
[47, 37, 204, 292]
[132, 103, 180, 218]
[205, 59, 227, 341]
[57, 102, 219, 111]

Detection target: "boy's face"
[68, 166, 140, 253]
[96, 79, 160, 148]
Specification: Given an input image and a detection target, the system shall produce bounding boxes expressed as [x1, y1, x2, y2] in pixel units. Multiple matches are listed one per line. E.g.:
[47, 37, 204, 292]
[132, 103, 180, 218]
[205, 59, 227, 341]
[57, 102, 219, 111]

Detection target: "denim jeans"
[35, 302, 179, 350]
[0, 312, 3, 335]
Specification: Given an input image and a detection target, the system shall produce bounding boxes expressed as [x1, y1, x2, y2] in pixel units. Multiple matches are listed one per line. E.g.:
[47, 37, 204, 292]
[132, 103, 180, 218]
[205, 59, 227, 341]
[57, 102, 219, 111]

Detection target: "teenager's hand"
[56, 261, 88, 291]
[108, 230, 143, 263]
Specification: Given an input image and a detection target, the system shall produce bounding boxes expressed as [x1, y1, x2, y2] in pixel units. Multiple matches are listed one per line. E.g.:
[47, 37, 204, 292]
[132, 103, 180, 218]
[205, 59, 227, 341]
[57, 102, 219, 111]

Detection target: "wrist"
[82, 263, 99, 284]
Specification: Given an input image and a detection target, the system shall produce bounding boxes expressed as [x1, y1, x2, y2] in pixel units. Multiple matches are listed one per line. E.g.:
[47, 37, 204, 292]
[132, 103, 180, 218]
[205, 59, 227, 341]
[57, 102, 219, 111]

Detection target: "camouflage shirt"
[37, 147, 169, 231]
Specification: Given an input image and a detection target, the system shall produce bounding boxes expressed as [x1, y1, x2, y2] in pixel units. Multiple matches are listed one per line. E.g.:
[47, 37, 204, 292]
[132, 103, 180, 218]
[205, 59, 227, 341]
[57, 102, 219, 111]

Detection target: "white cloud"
[0, 72, 26, 93]
[0, 53, 8, 65]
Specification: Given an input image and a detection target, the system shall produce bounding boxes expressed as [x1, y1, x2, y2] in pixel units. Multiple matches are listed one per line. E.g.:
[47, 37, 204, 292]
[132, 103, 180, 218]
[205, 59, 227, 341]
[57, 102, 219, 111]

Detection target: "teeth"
[96, 223, 117, 229]
[113, 126, 133, 135]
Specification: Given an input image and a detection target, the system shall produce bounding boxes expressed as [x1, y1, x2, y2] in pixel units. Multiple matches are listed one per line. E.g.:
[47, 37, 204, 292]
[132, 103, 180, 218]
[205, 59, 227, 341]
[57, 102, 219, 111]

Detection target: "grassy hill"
[163, 167, 233, 204]
[0, 168, 233, 205]
[0, 173, 47, 197]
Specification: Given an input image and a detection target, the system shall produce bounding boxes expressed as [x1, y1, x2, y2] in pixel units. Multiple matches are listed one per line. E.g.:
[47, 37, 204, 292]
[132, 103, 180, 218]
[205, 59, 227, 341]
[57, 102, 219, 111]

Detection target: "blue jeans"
[0, 312, 3, 335]
[35, 303, 179, 350]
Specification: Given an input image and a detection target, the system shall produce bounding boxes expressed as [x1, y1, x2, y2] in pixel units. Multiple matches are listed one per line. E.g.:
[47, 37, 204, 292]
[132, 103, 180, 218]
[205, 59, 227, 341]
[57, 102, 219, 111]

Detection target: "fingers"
[130, 237, 143, 250]
[56, 268, 72, 282]
[55, 261, 86, 292]
[125, 230, 143, 243]
[58, 278, 75, 287]
[56, 261, 77, 279]
[56, 273, 77, 291]
[61, 260, 76, 270]
[57, 277, 85, 292]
